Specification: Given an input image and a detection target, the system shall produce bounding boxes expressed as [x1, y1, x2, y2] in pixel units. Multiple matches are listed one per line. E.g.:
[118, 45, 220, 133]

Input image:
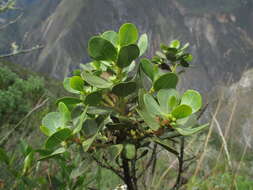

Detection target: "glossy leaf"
[157, 89, 179, 113]
[140, 58, 154, 81]
[41, 112, 64, 136]
[124, 144, 136, 160]
[56, 97, 82, 108]
[73, 106, 88, 134]
[153, 73, 178, 91]
[181, 90, 202, 113]
[117, 44, 139, 68]
[170, 40, 180, 49]
[136, 109, 160, 130]
[138, 33, 148, 56]
[144, 94, 163, 116]
[81, 71, 113, 89]
[112, 81, 136, 97]
[171, 105, 192, 119]
[70, 76, 84, 91]
[101, 31, 118, 47]
[84, 91, 102, 106]
[63, 78, 80, 94]
[88, 36, 117, 61]
[58, 102, 71, 123]
[82, 116, 107, 152]
[175, 123, 209, 136]
[45, 128, 72, 149]
[119, 23, 138, 47]
[38, 147, 66, 161]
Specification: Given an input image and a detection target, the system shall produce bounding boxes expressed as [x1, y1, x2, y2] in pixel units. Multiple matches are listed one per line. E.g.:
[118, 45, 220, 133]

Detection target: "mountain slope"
[17, 0, 253, 94]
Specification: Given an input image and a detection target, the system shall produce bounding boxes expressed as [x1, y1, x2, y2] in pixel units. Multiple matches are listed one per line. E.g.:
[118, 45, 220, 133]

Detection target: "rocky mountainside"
[15, 0, 253, 93]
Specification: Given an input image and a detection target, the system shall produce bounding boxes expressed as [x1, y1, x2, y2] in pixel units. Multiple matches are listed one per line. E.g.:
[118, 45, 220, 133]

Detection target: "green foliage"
[36, 23, 208, 190]
[0, 66, 45, 124]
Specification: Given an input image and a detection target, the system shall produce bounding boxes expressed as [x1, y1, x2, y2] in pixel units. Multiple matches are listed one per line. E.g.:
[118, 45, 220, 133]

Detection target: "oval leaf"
[88, 36, 117, 61]
[81, 71, 113, 89]
[136, 109, 160, 131]
[84, 91, 102, 106]
[101, 31, 118, 47]
[70, 76, 84, 91]
[181, 90, 202, 113]
[119, 23, 138, 47]
[153, 73, 178, 91]
[41, 112, 64, 136]
[58, 102, 71, 123]
[63, 78, 80, 94]
[171, 105, 192, 119]
[157, 89, 179, 113]
[56, 97, 82, 107]
[117, 44, 139, 68]
[140, 58, 154, 81]
[45, 128, 72, 149]
[38, 147, 66, 161]
[112, 81, 136, 97]
[144, 94, 163, 116]
[108, 144, 123, 161]
[138, 33, 148, 56]
[175, 123, 209, 136]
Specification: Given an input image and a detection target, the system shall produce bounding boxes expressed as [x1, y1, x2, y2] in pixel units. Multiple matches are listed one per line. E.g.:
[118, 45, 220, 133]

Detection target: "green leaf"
[170, 40, 180, 49]
[84, 91, 102, 106]
[0, 148, 9, 165]
[124, 144, 136, 160]
[70, 76, 84, 91]
[82, 116, 107, 152]
[56, 97, 82, 108]
[136, 109, 160, 130]
[101, 31, 118, 47]
[183, 53, 193, 62]
[153, 73, 178, 91]
[140, 58, 154, 81]
[41, 112, 64, 136]
[108, 144, 123, 161]
[63, 78, 80, 94]
[138, 33, 148, 56]
[144, 94, 163, 116]
[73, 106, 88, 134]
[181, 90, 202, 113]
[112, 81, 136, 97]
[117, 44, 139, 68]
[45, 128, 72, 149]
[157, 89, 179, 113]
[169, 96, 179, 111]
[88, 36, 117, 61]
[81, 71, 113, 89]
[171, 105, 192, 119]
[175, 123, 209, 136]
[87, 106, 113, 115]
[38, 147, 66, 161]
[22, 151, 34, 175]
[119, 23, 139, 47]
[82, 119, 98, 137]
[153, 137, 179, 156]
[58, 102, 71, 123]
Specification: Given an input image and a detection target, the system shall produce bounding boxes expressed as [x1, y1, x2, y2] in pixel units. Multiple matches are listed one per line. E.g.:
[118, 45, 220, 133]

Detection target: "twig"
[0, 98, 48, 146]
[0, 45, 43, 59]
[138, 144, 157, 178]
[91, 155, 124, 180]
[197, 103, 208, 120]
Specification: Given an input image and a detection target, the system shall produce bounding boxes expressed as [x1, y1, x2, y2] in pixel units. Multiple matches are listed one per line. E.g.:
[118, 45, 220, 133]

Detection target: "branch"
[0, 12, 23, 30]
[173, 136, 185, 190]
[0, 45, 43, 59]
[91, 155, 124, 180]
[138, 144, 157, 178]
